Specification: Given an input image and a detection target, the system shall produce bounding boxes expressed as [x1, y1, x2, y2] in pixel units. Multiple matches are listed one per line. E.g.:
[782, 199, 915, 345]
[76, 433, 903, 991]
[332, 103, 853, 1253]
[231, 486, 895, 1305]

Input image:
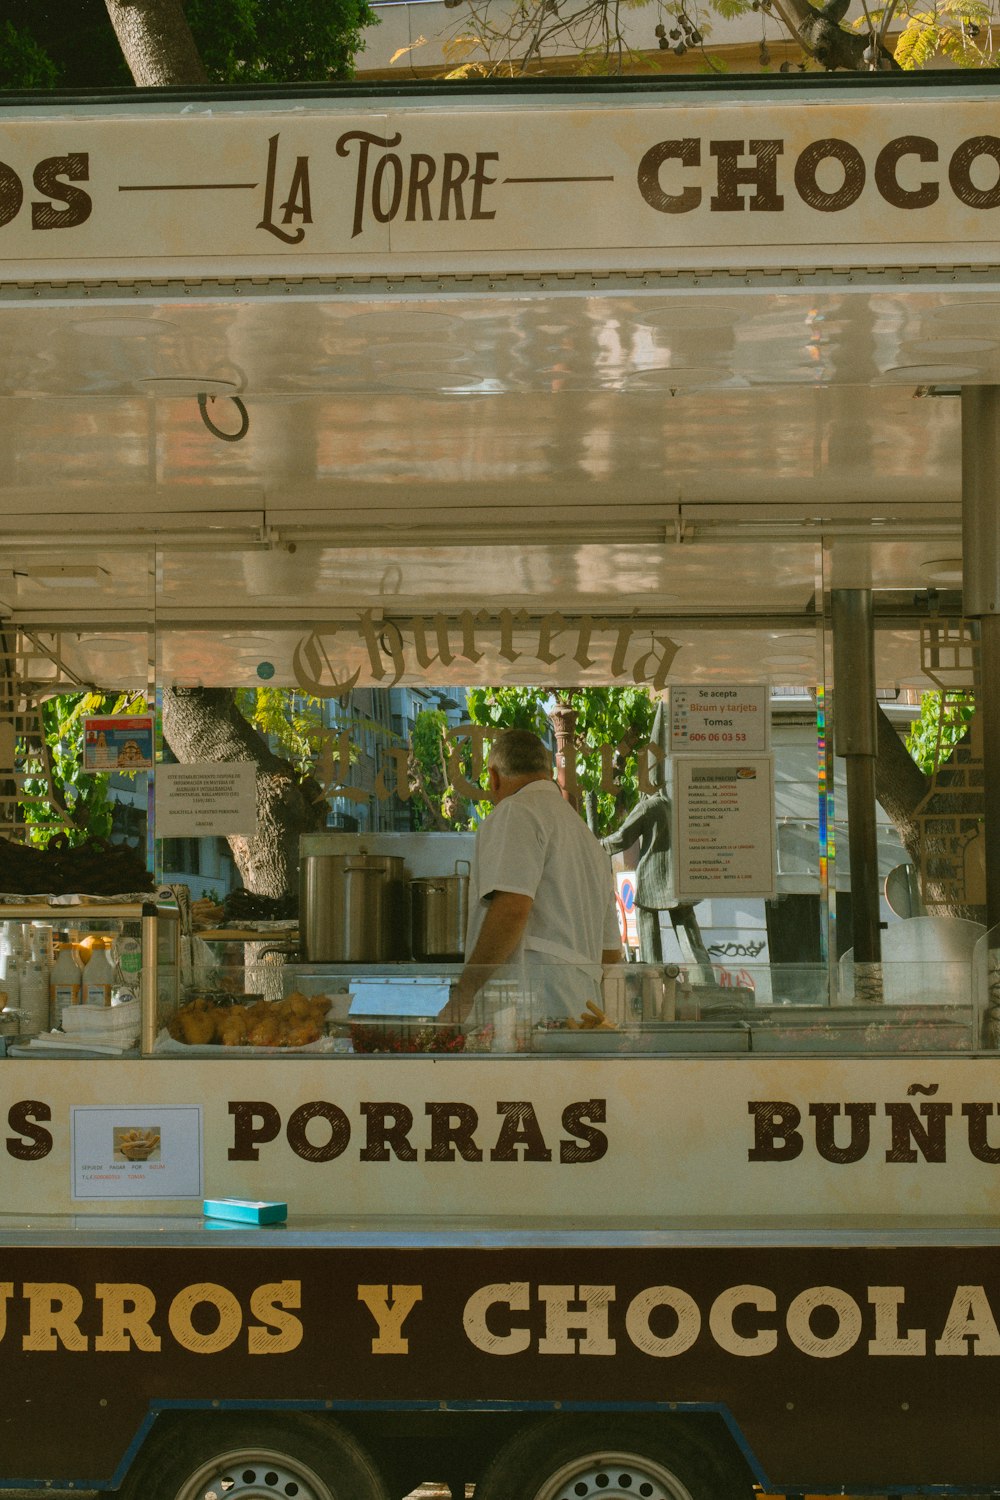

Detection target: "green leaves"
[20, 690, 147, 849]
[185, 0, 378, 82]
[0, 20, 59, 87]
[2, 0, 376, 89]
[904, 689, 976, 775]
[465, 686, 657, 836]
[409, 708, 478, 831]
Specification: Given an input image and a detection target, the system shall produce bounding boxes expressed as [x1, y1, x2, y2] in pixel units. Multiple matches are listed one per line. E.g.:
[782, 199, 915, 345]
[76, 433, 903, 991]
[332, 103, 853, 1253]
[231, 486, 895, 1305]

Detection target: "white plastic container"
[49, 944, 82, 1029]
[1, 924, 23, 1011]
[19, 955, 49, 1034]
[83, 943, 116, 1007]
[2, 948, 20, 1013]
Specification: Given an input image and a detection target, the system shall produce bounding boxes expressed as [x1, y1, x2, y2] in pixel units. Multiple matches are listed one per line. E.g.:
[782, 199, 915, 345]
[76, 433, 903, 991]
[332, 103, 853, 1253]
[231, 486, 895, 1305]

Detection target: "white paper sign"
[670, 684, 770, 754]
[674, 756, 776, 901]
[349, 980, 452, 1018]
[155, 762, 257, 838]
[71, 1105, 203, 1200]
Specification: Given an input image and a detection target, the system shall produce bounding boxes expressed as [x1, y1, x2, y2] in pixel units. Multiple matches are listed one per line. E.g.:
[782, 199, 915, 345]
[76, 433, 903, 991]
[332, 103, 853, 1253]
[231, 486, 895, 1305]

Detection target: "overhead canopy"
[0, 74, 995, 689]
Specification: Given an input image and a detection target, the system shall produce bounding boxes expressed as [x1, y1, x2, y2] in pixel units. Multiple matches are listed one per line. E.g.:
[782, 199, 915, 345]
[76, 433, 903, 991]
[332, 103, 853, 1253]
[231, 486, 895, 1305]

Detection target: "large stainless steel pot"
[410, 860, 470, 961]
[367, 854, 410, 960]
[299, 853, 408, 962]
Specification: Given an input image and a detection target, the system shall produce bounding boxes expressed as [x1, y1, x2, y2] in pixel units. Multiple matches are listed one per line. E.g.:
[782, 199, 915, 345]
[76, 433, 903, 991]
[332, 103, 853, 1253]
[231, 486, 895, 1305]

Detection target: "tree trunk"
[873, 701, 931, 863]
[161, 687, 328, 899]
[770, 0, 899, 69]
[873, 701, 983, 919]
[104, 0, 209, 85]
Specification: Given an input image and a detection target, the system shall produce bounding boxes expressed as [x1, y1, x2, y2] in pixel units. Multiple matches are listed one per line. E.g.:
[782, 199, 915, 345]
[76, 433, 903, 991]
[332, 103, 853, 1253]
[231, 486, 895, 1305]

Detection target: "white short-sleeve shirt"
[466, 779, 621, 1000]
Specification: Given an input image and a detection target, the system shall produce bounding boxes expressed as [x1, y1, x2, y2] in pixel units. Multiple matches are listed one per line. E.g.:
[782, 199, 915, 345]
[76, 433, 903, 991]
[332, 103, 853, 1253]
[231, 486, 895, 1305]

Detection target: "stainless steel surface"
[364, 853, 410, 961]
[980, 614, 1000, 931]
[300, 832, 475, 879]
[301, 858, 398, 960]
[832, 589, 877, 758]
[140, 903, 159, 1054]
[962, 384, 1000, 616]
[0, 283, 990, 696]
[832, 589, 882, 966]
[961, 389, 1000, 929]
[410, 862, 470, 961]
[2, 1210, 999, 1248]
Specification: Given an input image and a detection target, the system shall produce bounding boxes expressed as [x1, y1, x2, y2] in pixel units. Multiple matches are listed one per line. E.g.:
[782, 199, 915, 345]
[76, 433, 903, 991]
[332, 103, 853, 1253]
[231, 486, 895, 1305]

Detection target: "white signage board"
[670, 684, 770, 754]
[4, 1055, 991, 1223]
[2, 95, 1000, 279]
[674, 755, 777, 901]
[155, 762, 257, 838]
[71, 1104, 202, 1200]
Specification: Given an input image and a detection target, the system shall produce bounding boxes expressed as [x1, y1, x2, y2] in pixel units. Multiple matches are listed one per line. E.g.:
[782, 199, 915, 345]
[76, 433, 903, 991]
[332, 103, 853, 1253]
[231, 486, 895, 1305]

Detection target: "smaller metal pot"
[410, 860, 470, 962]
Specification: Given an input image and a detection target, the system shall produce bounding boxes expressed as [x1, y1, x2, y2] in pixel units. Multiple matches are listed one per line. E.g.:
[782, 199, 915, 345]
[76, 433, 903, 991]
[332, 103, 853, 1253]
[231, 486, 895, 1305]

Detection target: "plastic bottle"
[49, 943, 82, 1030]
[2, 926, 22, 1015]
[32, 924, 54, 970]
[19, 938, 49, 1035]
[30, 926, 51, 979]
[83, 942, 116, 1007]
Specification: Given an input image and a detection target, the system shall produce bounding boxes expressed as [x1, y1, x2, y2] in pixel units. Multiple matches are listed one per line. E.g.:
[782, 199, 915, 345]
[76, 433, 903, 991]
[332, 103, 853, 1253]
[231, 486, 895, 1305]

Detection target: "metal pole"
[961, 387, 1000, 932]
[832, 589, 882, 972]
[140, 901, 158, 1057]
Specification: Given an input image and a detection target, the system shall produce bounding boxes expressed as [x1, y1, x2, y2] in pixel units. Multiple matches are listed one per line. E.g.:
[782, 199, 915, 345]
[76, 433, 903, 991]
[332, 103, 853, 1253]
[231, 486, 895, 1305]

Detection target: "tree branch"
[770, 0, 899, 67]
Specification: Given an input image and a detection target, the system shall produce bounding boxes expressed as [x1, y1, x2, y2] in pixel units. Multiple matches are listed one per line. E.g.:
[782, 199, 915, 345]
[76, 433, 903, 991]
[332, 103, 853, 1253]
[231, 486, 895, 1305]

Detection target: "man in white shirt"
[442, 728, 622, 1028]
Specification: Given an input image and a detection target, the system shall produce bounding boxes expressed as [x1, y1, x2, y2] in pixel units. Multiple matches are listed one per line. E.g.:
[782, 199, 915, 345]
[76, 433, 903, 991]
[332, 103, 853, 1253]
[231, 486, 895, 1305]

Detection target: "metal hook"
[197, 392, 250, 443]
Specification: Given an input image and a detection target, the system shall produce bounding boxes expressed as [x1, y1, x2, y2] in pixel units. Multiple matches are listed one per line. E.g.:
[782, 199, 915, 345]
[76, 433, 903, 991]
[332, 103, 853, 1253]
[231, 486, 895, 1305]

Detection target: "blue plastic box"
[203, 1198, 288, 1225]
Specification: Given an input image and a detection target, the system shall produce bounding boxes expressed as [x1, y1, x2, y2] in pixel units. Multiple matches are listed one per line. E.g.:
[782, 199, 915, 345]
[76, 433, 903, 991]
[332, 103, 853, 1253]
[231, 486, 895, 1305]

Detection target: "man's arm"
[440, 890, 533, 1026]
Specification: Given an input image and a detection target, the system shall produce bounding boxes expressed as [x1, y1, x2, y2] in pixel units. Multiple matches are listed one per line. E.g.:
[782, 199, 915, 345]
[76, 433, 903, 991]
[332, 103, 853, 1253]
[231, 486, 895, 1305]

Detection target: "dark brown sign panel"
[1, 1243, 996, 1490]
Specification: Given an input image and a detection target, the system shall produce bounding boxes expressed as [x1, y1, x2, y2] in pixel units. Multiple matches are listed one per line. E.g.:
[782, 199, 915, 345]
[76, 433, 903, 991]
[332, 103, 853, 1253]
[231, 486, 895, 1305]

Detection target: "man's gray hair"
[489, 728, 553, 778]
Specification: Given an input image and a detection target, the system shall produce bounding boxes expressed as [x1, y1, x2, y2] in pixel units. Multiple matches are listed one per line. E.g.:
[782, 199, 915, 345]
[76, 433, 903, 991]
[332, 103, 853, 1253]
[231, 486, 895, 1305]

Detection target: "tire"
[472, 1415, 753, 1500]
[117, 1412, 390, 1500]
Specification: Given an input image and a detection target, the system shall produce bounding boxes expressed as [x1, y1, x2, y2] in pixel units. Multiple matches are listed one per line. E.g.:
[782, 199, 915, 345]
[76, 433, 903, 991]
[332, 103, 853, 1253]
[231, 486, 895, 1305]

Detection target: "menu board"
[670, 684, 770, 753]
[674, 755, 776, 900]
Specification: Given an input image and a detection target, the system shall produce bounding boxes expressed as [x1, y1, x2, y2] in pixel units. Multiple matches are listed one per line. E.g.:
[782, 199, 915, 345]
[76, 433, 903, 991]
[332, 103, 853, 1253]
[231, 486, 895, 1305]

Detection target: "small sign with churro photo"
[72, 1105, 202, 1200]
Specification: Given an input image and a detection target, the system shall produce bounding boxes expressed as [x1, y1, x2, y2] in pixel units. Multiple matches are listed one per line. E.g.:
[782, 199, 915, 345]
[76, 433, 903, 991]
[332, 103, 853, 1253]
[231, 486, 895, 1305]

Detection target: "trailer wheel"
[117, 1412, 389, 1500]
[472, 1415, 752, 1500]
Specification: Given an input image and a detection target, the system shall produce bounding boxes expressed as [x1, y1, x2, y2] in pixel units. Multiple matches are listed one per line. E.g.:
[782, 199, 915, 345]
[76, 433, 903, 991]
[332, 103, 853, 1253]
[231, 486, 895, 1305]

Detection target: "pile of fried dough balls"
[168, 990, 332, 1048]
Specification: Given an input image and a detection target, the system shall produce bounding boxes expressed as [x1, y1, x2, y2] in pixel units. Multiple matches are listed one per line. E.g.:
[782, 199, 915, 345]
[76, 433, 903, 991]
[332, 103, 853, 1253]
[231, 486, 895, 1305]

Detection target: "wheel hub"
[534, 1449, 695, 1500]
[179, 1447, 330, 1500]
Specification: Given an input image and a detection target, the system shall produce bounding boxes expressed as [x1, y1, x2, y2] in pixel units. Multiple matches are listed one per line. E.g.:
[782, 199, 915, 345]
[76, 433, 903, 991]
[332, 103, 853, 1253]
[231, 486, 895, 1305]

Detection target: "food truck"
[2, 71, 1000, 1498]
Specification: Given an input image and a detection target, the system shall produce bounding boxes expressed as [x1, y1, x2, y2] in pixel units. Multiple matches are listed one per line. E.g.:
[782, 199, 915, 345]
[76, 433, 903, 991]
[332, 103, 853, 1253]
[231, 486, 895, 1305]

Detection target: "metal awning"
[0, 74, 995, 688]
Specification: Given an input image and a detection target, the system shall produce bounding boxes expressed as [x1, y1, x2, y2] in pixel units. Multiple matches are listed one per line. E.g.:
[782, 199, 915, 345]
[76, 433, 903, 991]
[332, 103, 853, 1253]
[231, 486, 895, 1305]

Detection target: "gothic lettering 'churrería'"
[291, 613, 681, 696]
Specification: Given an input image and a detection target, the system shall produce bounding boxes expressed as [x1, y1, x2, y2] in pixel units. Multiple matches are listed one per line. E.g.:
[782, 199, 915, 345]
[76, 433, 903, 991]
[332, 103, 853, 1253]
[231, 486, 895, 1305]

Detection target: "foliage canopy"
[1, 0, 376, 89]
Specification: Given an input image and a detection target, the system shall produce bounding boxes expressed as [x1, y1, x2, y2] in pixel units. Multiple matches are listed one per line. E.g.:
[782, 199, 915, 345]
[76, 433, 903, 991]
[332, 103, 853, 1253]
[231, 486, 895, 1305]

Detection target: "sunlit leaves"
[19, 690, 147, 848]
[465, 686, 656, 836]
[905, 689, 976, 775]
